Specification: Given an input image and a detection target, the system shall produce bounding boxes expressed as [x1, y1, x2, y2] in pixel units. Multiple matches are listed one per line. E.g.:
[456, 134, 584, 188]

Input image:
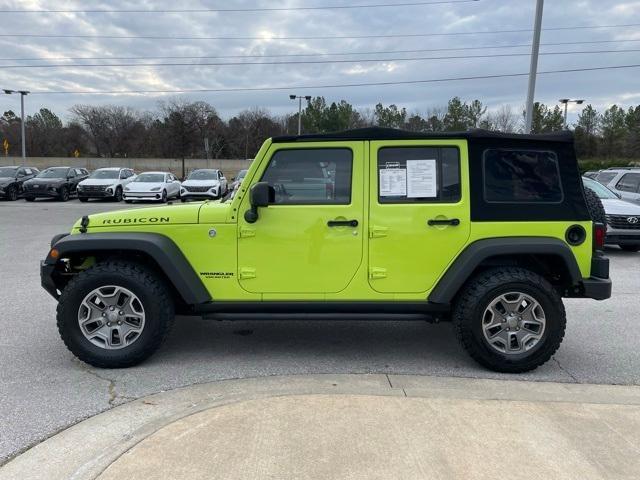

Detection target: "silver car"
[594, 168, 640, 205]
[584, 176, 640, 252]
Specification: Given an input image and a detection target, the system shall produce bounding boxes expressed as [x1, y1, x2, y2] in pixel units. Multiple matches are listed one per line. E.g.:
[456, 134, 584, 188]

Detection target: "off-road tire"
[584, 187, 606, 225]
[58, 186, 70, 202]
[453, 267, 566, 373]
[620, 244, 640, 252]
[6, 185, 18, 201]
[57, 261, 175, 368]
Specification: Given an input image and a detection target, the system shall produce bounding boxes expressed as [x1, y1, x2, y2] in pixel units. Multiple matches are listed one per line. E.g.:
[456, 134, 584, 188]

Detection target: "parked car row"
[0, 165, 247, 203]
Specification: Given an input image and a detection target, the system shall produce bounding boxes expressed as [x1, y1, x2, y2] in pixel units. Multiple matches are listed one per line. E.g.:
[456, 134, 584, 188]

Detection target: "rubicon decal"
[102, 217, 170, 225]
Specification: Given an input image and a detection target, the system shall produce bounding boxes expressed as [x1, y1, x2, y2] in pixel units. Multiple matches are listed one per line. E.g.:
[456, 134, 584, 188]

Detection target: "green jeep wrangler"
[41, 128, 611, 373]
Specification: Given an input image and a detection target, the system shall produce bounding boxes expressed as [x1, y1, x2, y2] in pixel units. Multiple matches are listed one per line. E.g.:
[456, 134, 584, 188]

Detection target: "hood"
[72, 203, 203, 231]
[126, 182, 165, 192]
[0, 176, 15, 185]
[182, 179, 220, 187]
[601, 198, 640, 216]
[80, 178, 118, 187]
[27, 177, 65, 185]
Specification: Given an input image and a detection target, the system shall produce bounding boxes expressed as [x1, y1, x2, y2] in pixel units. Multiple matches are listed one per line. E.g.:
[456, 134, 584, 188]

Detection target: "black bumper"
[25, 190, 59, 198]
[606, 234, 640, 245]
[579, 254, 611, 300]
[581, 277, 612, 300]
[40, 261, 59, 299]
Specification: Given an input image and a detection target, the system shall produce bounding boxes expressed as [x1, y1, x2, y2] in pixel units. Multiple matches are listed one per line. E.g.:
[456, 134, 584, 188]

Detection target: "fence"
[0, 157, 253, 179]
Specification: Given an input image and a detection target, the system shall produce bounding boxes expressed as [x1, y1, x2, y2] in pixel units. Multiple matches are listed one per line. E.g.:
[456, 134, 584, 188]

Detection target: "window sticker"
[406, 159, 437, 198]
[379, 168, 407, 197]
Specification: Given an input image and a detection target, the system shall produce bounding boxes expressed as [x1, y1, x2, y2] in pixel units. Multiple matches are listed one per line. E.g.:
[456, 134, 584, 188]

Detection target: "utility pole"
[289, 95, 312, 135]
[558, 98, 585, 129]
[524, 0, 544, 134]
[3, 89, 30, 158]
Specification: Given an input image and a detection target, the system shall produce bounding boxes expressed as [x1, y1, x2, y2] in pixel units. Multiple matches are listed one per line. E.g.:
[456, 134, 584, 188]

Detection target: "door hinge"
[369, 226, 388, 238]
[239, 267, 256, 280]
[369, 267, 387, 279]
[239, 226, 256, 238]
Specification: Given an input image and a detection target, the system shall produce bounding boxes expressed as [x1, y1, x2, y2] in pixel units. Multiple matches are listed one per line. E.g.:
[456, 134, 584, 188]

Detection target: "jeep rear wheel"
[453, 267, 566, 373]
[57, 261, 174, 368]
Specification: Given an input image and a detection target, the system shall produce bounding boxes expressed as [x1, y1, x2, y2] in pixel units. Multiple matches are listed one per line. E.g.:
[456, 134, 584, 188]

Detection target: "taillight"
[593, 223, 606, 251]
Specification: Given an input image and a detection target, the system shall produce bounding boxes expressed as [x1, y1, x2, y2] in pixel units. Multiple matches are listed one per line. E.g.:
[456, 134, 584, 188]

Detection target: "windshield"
[89, 170, 120, 180]
[188, 170, 218, 180]
[583, 177, 618, 199]
[37, 168, 69, 179]
[0, 167, 17, 177]
[134, 173, 165, 183]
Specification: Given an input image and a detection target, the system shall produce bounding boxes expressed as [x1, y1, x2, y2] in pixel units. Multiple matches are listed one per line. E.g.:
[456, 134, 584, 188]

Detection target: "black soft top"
[273, 127, 574, 144]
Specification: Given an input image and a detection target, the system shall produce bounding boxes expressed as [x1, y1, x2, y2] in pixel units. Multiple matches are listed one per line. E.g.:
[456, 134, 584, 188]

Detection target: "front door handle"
[427, 218, 460, 226]
[327, 219, 359, 227]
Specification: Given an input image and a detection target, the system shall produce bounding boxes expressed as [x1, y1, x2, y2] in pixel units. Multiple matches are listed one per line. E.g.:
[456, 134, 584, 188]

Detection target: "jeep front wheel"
[453, 267, 566, 373]
[57, 261, 174, 368]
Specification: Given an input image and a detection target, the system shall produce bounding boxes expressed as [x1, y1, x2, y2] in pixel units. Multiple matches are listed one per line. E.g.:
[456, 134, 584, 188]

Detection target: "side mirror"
[244, 182, 273, 223]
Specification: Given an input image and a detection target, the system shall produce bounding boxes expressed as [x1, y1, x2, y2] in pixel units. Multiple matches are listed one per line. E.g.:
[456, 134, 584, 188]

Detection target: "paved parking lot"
[1, 198, 639, 463]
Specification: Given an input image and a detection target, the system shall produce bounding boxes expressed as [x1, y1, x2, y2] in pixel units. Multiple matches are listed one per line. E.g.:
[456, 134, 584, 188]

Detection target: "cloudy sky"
[0, 0, 639, 124]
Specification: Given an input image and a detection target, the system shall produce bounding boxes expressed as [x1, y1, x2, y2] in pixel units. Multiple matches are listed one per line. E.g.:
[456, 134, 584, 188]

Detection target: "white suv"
[180, 169, 228, 202]
[77, 167, 136, 202]
[595, 168, 640, 205]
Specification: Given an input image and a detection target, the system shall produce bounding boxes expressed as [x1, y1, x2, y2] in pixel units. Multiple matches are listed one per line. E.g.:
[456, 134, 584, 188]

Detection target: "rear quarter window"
[483, 149, 563, 203]
[615, 173, 640, 193]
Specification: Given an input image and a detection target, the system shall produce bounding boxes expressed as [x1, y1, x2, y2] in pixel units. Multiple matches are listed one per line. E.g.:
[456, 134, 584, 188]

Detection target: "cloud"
[0, 0, 638, 125]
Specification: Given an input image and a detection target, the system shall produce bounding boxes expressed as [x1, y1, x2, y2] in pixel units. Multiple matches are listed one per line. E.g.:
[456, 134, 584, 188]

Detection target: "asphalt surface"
[1, 198, 639, 464]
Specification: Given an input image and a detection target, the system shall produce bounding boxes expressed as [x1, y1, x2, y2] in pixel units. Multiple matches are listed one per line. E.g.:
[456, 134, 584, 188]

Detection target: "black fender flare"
[428, 237, 582, 304]
[45, 232, 211, 305]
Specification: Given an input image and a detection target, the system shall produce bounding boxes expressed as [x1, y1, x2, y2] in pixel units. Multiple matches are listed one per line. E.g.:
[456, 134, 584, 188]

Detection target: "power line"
[26, 63, 640, 95]
[1, 23, 638, 41]
[2, 49, 638, 69]
[0, 0, 480, 13]
[2, 39, 639, 62]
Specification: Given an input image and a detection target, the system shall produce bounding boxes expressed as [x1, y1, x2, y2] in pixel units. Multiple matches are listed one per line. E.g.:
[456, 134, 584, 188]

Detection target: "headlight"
[150, 186, 161, 191]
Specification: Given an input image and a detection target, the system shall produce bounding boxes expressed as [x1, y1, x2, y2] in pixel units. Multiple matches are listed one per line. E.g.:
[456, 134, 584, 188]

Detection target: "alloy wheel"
[77, 285, 146, 350]
[481, 292, 546, 354]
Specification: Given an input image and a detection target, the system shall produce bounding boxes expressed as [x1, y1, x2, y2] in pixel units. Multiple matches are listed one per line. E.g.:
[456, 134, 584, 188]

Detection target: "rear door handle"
[427, 218, 460, 226]
[327, 219, 359, 227]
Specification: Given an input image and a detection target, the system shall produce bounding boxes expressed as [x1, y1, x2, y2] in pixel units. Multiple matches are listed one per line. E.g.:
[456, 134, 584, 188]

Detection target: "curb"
[2, 374, 640, 480]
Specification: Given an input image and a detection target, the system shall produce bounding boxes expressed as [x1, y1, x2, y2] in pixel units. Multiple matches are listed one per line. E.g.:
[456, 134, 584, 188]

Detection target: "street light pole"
[524, 0, 544, 134]
[3, 89, 30, 158]
[558, 98, 585, 129]
[289, 95, 312, 135]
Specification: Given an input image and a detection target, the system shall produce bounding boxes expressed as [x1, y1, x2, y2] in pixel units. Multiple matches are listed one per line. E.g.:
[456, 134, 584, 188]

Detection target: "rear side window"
[483, 149, 563, 203]
[261, 148, 352, 205]
[615, 173, 640, 193]
[377, 147, 460, 203]
[595, 172, 617, 185]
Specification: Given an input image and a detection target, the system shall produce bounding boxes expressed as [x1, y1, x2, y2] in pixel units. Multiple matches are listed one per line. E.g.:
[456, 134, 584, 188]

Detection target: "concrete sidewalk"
[2, 374, 640, 480]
